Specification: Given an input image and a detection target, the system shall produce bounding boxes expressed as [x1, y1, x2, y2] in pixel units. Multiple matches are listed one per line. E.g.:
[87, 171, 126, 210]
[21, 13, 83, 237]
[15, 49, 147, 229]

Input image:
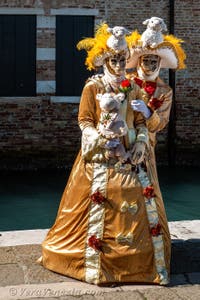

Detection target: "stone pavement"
[0, 220, 199, 300]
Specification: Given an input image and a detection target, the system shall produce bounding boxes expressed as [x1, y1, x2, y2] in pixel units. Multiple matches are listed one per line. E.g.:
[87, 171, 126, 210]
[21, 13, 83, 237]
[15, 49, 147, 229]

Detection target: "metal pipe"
[168, 0, 176, 166]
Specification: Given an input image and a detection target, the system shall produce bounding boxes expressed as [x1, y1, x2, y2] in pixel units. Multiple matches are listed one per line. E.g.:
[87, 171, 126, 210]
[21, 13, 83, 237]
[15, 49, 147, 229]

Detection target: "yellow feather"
[164, 34, 186, 69]
[164, 34, 184, 44]
[95, 22, 109, 37]
[77, 22, 111, 70]
[76, 38, 95, 51]
[126, 30, 141, 47]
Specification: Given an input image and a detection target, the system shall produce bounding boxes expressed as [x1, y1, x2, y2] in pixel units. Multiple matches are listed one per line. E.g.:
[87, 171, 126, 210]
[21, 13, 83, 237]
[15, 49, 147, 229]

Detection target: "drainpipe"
[168, 0, 176, 166]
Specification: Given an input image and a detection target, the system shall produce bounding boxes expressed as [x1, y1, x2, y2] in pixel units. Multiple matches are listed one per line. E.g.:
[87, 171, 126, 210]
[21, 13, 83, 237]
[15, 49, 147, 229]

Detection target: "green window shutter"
[56, 15, 94, 96]
[0, 15, 36, 96]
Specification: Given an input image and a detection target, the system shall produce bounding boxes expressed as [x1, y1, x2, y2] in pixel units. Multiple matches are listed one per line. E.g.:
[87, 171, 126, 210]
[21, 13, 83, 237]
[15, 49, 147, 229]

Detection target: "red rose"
[90, 190, 106, 205]
[119, 79, 132, 93]
[148, 97, 164, 110]
[88, 235, 102, 251]
[143, 185, 155, 198]
[150, 223, 162, 236]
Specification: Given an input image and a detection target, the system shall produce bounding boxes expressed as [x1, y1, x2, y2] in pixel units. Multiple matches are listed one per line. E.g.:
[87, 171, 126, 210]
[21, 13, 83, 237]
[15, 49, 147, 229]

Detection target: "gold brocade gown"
[39, 76, 171, 285]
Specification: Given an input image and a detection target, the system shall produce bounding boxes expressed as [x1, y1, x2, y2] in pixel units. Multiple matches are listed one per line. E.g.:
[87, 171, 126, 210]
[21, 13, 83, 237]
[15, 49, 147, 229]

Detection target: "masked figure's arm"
[146, 87, 173, 133]
[129, 85, 149, 164]
[78, 81, 106, 161]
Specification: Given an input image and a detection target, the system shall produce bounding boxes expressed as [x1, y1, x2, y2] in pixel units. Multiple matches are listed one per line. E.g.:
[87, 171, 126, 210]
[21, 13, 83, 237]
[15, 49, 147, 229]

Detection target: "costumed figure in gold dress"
[126, 17, 186, 161]
[38, 23, 178, 285]
[126, 17, 186, 222]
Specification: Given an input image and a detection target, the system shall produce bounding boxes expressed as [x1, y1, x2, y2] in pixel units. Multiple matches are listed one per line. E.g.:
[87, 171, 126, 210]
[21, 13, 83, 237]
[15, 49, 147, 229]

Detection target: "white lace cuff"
[81, 126, 106, 160]
[136, 125, 149, 146]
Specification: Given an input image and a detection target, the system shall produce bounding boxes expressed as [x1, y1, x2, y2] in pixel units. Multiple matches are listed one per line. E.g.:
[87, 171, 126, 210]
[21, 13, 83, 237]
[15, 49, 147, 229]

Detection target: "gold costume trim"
[137, 165, 168, 285]
[85, 163, 108, 284]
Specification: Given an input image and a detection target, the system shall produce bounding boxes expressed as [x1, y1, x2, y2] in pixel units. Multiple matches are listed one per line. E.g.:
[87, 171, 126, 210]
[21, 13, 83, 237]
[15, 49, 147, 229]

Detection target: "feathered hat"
[77, 23, 130, 71]
[126, 23, 186, 70]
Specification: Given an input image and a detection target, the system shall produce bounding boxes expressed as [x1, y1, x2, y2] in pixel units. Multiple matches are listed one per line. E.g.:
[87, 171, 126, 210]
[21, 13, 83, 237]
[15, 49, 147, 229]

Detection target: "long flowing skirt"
[39, 151, 171, 285]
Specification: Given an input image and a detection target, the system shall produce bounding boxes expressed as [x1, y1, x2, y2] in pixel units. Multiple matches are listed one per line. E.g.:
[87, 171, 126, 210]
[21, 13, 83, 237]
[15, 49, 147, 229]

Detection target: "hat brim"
[94, 49, 130, 67]
[126, 42, 179, 69]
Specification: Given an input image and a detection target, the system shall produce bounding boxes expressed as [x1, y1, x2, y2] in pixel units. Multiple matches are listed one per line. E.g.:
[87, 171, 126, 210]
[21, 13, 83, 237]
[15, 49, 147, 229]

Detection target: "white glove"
[131, 141, 146, 164]
[131, 100, 152, 119]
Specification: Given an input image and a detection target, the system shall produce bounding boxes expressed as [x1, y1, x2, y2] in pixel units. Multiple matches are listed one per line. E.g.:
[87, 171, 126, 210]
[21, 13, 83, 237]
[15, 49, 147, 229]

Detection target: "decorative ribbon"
[148, 97, 164, 110]
[137, 165, 169, 285]
[134, 77, 157, 96]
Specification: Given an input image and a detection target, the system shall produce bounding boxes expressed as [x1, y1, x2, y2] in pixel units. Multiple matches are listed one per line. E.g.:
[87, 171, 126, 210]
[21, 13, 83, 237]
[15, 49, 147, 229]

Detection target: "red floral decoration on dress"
[88, 235, 102, 251]
[119, 79, 132, 93]
[90, 190, 106, 205]
[134, 77, 157, 96]
[148, 97, 164, 110]
[143, 185, 155, 198]
[150, 223, 162, 237]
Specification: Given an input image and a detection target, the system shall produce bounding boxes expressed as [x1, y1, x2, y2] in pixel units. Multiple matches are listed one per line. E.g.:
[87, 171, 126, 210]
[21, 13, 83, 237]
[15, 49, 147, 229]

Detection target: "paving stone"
[58, 291, 144, 300]
[0, 247, 17, 264]
[119, 283, 159, 292]
[13, 245, 40, 256]
[171, 285, 200, 300]
[1, 283, 200, 300]
[99, 291, 143, 300]
[24, 299, 59, 300]
[23, 263, 77, 284]
[142, 286, 181, 300]
[0, 283, 124, 299]
[0, 264, 24, 286]
[60, 296, 94, 300]
[13, 245, 42, 266]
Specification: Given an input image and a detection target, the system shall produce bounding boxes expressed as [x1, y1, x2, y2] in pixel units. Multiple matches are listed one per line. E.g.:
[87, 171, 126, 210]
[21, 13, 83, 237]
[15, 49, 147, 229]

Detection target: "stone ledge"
[0, 229, 48, 247]
[1, 220, 199, 247]
[0, 220, 199, 275]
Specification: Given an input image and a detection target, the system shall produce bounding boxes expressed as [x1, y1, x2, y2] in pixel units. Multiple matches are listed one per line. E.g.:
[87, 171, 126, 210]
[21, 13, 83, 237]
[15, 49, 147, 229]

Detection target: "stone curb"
[0, 282, 157, 300]
[1, 221, 200, 247]
[0, 280, 200, 300]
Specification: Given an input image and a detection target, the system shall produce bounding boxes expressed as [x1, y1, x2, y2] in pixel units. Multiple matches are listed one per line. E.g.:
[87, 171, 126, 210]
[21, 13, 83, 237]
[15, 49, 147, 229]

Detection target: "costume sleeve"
[129, 84, 149, 146]
[78, 82, 106, 161]
[146, 88, 173, 133]
[78, 81, 98, 130]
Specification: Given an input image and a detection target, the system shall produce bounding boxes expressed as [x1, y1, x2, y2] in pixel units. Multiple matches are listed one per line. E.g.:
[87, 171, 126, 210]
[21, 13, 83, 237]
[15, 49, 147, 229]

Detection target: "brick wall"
[0, 97, 80, 169]
[174, 0, 200, 165]
[0, 0, 199, 169]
